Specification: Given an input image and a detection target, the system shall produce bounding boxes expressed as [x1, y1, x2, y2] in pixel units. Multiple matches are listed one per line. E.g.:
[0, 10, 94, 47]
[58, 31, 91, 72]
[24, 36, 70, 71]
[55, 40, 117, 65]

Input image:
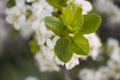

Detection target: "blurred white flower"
[107, 38, 120, 79]
[31, 0, 53, 19]
[35, 32, 60, 72]
[65, 54, 80, 69]
[25, 76, 38, 80]
[6, 0, 53, 39]
[55, 54, 87, 69]
[46, 36, 59, 49]
[94, 0, 120, 24]
[79, 67, 111, 80]
[79, 38, 120, 80]
[5, 4, 26, 30]
[107, 38, 120, 61]
[84, 33, 102, 60]
[15, 0, 25, 7]
[34, 46, 60, 72]
[78, 68, 96, 80]
[35, 21, 54, 46]
[96, 67, 111, 80]
[68, 0, 92, 14]
[75, 0, 92, 14]
[107, 59, 120, 79]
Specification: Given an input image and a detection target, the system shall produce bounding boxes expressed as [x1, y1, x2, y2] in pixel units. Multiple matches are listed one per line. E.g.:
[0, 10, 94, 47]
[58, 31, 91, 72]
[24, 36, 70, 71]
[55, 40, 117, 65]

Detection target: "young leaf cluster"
[29, 40, 40, 54]
[7, 0, 16, 8]
[44, 5, 101, 63]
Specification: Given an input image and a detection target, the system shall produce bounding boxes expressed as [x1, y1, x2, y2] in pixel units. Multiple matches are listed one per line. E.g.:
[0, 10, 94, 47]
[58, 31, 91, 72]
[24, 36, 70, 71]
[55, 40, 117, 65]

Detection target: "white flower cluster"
[84, 33, 102, 61]
[67, 0, 92, 14]
[94, 0, 120, 24]
[5, 0, 53, 38]
[79, 38, 120, 80]
[5, 0, 96, 71]
[79, 67, 111, 80]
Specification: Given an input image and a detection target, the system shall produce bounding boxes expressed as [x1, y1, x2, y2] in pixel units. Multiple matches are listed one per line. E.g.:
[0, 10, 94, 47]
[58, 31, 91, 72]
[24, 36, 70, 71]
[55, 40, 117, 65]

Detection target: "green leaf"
[44, 16, 66, 35]
[7, 0, 16, 8]
[61, 7, 84, 33]
[80, 14, 101, 34]
[54, 38, 73, 63]
[69, 35, 89, 55]
[26, 10, 32, 19]
[46, 0, 67, 9]
[11, 25, 19, 36]
[29, 40, 40, 54]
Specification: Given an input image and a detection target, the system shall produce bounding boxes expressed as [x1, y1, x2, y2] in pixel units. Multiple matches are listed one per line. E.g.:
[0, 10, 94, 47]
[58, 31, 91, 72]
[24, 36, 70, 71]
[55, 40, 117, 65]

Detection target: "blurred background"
[1, 0, 120, 80]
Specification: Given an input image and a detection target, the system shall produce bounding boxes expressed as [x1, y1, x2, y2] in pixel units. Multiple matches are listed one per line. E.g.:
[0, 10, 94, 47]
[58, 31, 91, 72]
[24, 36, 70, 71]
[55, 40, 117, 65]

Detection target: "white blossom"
[96, 67, 111, 80]
[68, 0, 92, 14]
[15, 0, 25, 7]
[79, 67, 111, 80]
[35, 21, 54, 46]
[79, 38, 120, 80]
[78, 68, 96, 80]
[55, 54, 87, 69]
[34, 46, 60, 72]
[107, 38, 120, 79]
[94, 0, 120, 24]
[84, 33, 102, 60]
[107, 38, 120, 61]
[5, 1, 26, 30]
[31, 0, 53, 19]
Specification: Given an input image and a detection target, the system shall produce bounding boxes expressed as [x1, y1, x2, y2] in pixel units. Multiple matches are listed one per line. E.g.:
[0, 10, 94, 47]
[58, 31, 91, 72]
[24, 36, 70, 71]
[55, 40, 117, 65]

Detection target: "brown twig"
[62, 66, 72, 80]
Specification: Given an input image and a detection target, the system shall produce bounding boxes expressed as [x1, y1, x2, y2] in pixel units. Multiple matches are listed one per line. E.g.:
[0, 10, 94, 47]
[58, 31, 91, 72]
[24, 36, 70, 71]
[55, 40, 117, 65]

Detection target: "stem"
[62, 66, 72, 80]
